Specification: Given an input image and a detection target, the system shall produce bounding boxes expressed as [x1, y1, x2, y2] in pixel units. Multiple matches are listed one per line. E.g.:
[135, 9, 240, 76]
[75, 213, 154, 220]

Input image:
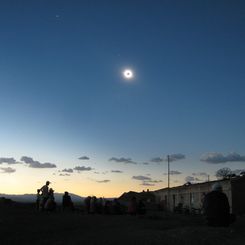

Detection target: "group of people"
[36, 180, 235, 227]
[36, 181, 56, 211]
[128, 197, 146, 215]
[83, 196, 146, 215]
[36, 181, 74, 212]
[84, 196, 124, 215]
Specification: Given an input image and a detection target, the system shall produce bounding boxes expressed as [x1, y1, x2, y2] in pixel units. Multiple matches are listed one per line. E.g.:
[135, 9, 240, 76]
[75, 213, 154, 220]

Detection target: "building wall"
[154, 180, 232, 212]
[231, 176, 245, 215]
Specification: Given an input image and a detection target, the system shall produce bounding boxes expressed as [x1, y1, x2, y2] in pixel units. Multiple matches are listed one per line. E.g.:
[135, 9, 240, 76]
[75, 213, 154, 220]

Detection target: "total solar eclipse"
[123, 69, 134, 79]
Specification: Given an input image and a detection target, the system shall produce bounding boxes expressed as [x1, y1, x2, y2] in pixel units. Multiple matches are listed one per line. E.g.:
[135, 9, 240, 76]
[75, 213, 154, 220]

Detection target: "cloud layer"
[141, 182, 155, 186]
[78, 156, 90, 160]
[132, 175, 162, 186]
[132, 175, 152, 181]
[192, 172, 208, 177]
[151, 154, 185, 163]
[111, 170, 123, 173]
[0, 157, 18, 164]
[0, 167, 16, 173]
[109, 157, 136, 164]
[185, 176, 201, 182]
[74, 166, 92, 171]
[20, 156, 57, 168]
[165, 154, 186, 162]
[163, 170, 182, 175]
[61, 168, 74, 173]
[150, 157, 163, 163]
[200, 152, 245, 164]
[96, 179, 110, 183]
[59, 173, 70, 176]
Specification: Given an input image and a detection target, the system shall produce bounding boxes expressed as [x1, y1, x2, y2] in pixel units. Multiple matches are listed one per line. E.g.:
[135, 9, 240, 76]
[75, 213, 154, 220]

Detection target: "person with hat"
[203, 182, 231, 227]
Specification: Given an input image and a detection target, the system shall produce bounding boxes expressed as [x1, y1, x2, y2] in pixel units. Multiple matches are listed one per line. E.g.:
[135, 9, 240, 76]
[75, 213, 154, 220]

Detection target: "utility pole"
[167, 154, 170, 210]
[168, 155, 170, 189]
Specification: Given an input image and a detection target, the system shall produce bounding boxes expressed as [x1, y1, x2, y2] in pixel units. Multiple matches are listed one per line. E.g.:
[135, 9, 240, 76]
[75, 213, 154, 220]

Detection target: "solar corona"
[123, 69, 134, 80]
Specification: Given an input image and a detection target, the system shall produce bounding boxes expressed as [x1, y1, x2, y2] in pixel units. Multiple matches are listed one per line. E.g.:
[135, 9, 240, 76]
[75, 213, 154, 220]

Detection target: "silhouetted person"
[137, 200, 146, 215]
[112, 198, 122, 214]
[104, 200, 112, 214]
[62, 191, 74, 211]
[90, 196, 97, 214]
[128, 196, 137, 215]
[84, 196, 91, 214]
[36, 189, 41, 211]
[203, 183, 230, 227]
[40, 181, 50, 211]
[44, 188, 56, 212]
[97, 197, 104, 214]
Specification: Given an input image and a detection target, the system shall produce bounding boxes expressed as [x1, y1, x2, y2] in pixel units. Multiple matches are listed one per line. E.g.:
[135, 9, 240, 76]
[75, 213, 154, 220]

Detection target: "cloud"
[133, 175, 162, 186]
[111, 170, 123, 173]
[146, 180, 163, 183]
[92, 171, 108, 175]
[61, 168, 73, 173]
[59, 173, 70, 176]
[20, 156, 56, 168]
[132, 175, 152, 181]
[0, 157, 18, 164]
[78, 156, 90, 160]
[185, 176, 201, 182]
[163, 170, 182, 175]
[200, 152, 245, 164]
[141, 182, 155, 186]
[74, 166, 93, 171]
[0, 167, 16, 173]
[192, 172, 208, 177]
[150, 157, 163, 163]
[231, 169, 245, 175]
[109, 157, 136, 164]
[96, 179, 110, 183]
[164, 154, 186, 162]
[185, 176, 195, 182]
[150, 154, 185, 163]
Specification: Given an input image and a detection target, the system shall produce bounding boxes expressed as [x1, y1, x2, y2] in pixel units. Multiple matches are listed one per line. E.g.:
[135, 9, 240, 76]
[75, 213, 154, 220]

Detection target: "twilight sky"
[0, 0, 245, 197]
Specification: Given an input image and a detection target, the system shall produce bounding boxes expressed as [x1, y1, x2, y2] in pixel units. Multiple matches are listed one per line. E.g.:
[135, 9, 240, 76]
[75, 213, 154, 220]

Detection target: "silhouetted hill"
[0, 197, 15, 206]
[0, 193, 84, 203]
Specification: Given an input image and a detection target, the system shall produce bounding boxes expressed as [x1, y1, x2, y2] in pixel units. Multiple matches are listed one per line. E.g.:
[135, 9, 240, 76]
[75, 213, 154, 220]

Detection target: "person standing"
[203, 183, 230, 227]
[36, 189, 41, 211]
[62, 191, 74, 211]
[44, 188, 56, 212]
[40, 181, 51, 211]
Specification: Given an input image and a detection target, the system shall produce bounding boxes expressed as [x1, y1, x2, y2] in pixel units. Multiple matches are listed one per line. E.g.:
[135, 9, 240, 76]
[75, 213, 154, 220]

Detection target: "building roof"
[153, 176, 244, 193]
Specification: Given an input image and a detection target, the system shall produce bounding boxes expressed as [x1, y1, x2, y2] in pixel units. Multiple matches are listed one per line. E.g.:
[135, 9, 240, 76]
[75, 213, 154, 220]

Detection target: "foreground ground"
[0, 204, 245, 245]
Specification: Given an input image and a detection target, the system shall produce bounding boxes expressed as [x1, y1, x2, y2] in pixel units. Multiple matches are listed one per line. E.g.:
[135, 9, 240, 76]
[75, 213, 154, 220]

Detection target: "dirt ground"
[0, 205, 245, 245]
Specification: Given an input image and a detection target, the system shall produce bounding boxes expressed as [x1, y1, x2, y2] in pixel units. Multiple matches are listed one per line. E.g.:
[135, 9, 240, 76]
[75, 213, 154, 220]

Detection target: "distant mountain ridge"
[0, 193, 85, 203]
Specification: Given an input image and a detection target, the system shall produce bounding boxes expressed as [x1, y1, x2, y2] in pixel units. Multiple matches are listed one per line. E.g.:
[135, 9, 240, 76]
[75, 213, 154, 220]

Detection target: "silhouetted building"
[154, 175, 245, 215]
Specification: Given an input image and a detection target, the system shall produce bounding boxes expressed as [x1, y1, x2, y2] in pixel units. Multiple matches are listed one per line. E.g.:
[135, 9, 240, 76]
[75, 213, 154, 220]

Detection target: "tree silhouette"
[215, 167, 232, 179]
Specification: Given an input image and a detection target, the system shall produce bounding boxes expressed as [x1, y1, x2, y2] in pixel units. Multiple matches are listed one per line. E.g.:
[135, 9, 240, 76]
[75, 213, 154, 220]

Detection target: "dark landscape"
[1, 1, 245, 244]
[1, 200, 245, 245]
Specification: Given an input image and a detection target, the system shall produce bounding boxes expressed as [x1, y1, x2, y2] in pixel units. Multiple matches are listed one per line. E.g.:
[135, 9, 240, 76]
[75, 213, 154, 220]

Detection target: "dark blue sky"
[0, 0, 245, 195]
